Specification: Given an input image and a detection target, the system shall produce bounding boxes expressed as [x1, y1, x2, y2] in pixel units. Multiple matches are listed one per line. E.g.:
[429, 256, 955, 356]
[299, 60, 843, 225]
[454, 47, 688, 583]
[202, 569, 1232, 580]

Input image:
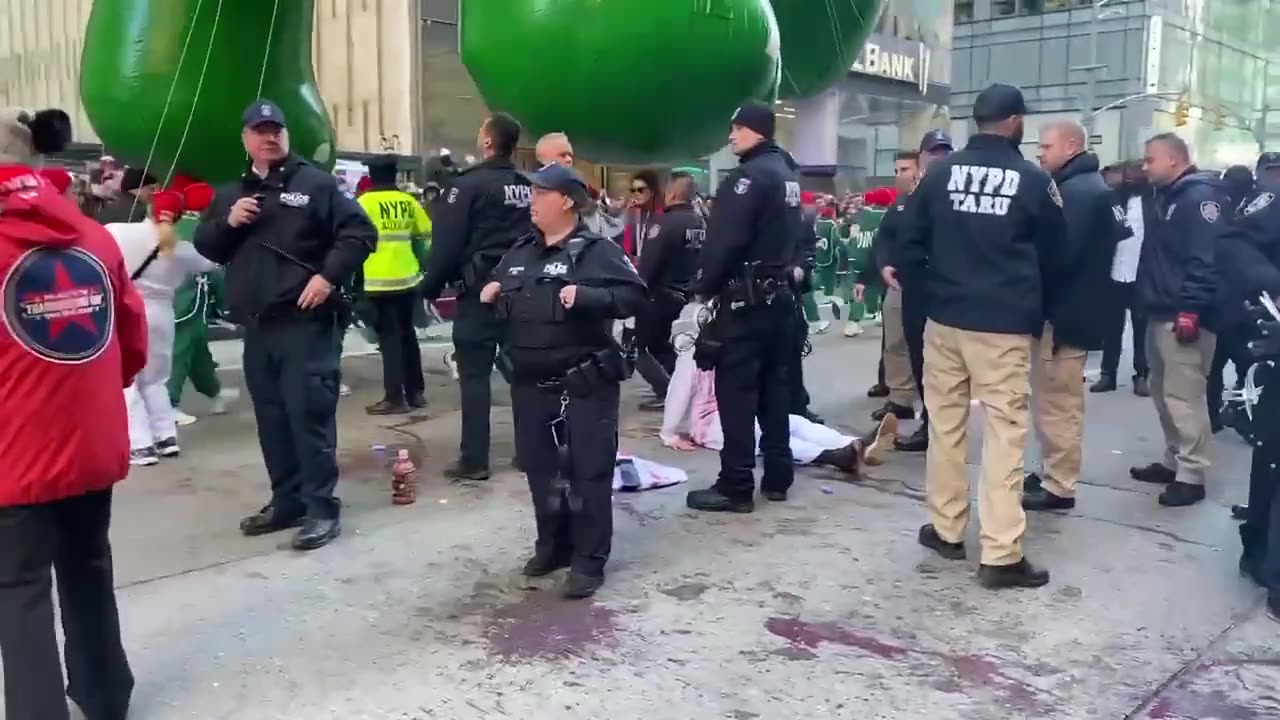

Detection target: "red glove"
[1173, 312, 1200, 344]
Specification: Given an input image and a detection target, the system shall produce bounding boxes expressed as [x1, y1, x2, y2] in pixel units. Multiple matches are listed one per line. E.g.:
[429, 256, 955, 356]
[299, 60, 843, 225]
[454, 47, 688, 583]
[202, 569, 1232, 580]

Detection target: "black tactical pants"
[511, 380, 620, 578]
[0, 489, 133, 720]
[901, 280, 930, 428]
[1208, 328, 1251, 428]
[788, 301, 812, 416]
[243, 317, 342, 519]
[1243, 363, 1280, 594]
[635, 293, 683, 375]
[370, 290, 425, 404]
[453, 298, 504, 472]
[715, 299, 795, 500]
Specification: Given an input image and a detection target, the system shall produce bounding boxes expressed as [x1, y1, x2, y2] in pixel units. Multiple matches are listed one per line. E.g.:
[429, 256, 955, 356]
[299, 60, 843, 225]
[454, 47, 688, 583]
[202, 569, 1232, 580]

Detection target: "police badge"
[1200, 200, 1221, 223]
[447, 187, 459, 204]
[647, 224, 661, 240]
[1047, 180, 1063, 208]
[1244, 192, 1275, 216]
[734, 178, 751, 195]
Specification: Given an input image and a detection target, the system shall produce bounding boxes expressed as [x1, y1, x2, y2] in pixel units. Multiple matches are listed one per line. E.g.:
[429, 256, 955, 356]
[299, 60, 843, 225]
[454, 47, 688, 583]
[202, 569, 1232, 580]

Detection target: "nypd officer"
[480, 163, 645, 599]
[194, 100, 376, 550]
[686, 101, 802, 513]
[356, 154, 432, 415]
[634, 171, 705, 402]
[899, 83, 1067, 588]
[1128, 133, 1224, 507]
[421, 113, 534, 481]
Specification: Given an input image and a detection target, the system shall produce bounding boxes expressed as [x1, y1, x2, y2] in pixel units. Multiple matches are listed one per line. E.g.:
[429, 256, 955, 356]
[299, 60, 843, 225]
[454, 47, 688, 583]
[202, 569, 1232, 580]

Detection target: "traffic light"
[1175, 96, 1191, 127]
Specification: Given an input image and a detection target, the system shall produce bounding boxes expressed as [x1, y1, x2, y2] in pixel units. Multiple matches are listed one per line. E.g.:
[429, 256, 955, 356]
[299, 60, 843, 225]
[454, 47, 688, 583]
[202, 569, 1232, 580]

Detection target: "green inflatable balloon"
[772, 0, 885, 99]
[461, 0, 782, 164]
[80, 0, 335, 185]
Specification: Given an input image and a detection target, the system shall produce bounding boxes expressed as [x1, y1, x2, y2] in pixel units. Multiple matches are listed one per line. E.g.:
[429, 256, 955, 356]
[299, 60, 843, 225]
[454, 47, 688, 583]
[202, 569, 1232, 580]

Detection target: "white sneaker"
[174, 410, 198, 427]
[339, 383, 352, 397]
[445, 350, 459, 380]
[130, 448, 159, 466]
[843, 321, 864, 337]
[810, 320, 831, 335]
[210, 387, 240, 415]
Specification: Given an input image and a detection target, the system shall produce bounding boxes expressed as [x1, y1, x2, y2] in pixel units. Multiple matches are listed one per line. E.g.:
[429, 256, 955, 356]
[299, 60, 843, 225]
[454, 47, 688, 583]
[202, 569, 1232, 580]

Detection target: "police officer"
[686, 102, 802, 513]
[899, 83, 1067, 588]
[1128, 133, 1224, 507]
[356, 154, 432, 415]
[634, 171, 704, 403]
[480, 163, 645, 599]
[881, 130, 954, 452]
[789, 192, 823, 423]
[194, 100, 375, 550]
[421, 113, 534, 481]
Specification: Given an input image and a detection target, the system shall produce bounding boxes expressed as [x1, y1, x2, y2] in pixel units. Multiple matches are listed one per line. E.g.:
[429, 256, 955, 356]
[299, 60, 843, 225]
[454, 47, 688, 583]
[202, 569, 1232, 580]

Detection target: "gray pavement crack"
[1121, 619, 1242, 719]
[1071, 513, 1218, 549]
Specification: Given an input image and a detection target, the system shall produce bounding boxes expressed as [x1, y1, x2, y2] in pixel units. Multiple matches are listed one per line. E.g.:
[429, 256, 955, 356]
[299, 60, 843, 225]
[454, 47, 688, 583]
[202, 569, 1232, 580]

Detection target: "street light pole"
[1074, 0, 1115, 148]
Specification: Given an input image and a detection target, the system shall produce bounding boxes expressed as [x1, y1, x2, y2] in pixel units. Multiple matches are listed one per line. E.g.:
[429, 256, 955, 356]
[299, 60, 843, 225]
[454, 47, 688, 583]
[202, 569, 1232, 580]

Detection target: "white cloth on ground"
[614, 455, 687, 491]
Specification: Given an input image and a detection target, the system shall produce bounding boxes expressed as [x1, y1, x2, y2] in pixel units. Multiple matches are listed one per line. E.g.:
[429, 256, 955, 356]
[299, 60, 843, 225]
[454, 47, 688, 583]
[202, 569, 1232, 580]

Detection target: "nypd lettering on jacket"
[784, 181, 802, 207]
[946, 164, 1020, 216]
[503, 184, 532, 208]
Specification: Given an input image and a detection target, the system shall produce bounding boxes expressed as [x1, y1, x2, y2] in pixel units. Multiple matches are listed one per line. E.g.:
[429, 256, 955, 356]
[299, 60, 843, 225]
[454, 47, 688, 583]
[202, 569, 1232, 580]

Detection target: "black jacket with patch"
[898, 133, 1068, 335]
[638, 203, 703, 296]
[420, 156, 534, 301]
[1135, 167, 1224, 325]
[1045, 152, 1130, 350]
[194, 155, 375, 323]
[1216, 182, 1280, 333]
[695, 141, 801, 297]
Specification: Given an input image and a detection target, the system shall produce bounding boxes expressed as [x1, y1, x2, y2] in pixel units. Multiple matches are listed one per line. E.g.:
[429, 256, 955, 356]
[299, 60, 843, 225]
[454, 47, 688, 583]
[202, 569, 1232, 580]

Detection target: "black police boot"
[1133, 374, 1151, 397]
[444, 462, 491, 482]
[1239, 524, 1263, 586]
[762, 490, 788, 502]
[918, 524, 966, 560]
[895, 425, 928, 452]
[1089, 373, 1116, 393]
[1158, 481, 1206, 507]
[866, 383, 890, 399]
[239, 504, 305, 537]
[1232, 504, 1250, 520]
[1268, 592, 1280, 624]
[686, 487, 755, 513]
[814, 443, 859, 473]
[1024, 472, 1042, 492]
[978, 558, 1051, 589]
[292, 518, 341, 550]
[872, 401, 915, 422]
[561, 572, 604, 600]
[366, 399, 411, 416]
[1022, 487, 1076, 512]
[522, 553, 571, 577]
[407, 393, 427, 409]
[800, 410, 826, 425]
[1130, 463, 1176, 485]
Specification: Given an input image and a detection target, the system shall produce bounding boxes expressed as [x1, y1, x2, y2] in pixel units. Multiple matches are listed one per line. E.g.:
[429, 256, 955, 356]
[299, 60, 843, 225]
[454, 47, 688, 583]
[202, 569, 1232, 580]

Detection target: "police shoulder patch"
[1244, 192, 1275, 216]
[647, 224, 661, 240]
[734, 177, 751, 195]
[447, 187, 459, 204]
[1200, 200, 1221, 223]
[1047, 180, 1063, 208]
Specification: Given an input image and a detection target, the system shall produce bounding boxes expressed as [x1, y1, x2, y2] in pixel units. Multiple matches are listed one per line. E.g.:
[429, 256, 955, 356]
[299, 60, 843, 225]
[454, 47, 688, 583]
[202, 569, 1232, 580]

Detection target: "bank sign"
[851, 34, 933, 95]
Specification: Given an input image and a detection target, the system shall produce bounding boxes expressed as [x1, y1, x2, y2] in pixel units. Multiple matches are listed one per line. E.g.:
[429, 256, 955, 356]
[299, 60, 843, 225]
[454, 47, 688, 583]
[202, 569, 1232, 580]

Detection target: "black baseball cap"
[525, 163, 589, 202]
[920, 129, 953, 153]
[730, 101, 777, 140]
[972, 83, 1029, 123]
[242, 100, 287, 129]
[1258, 152, 1280, 171]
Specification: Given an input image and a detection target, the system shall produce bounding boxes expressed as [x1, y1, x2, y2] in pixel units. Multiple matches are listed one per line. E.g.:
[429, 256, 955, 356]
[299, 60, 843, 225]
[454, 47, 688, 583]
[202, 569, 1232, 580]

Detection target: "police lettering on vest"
[947, 164, 1021, 216]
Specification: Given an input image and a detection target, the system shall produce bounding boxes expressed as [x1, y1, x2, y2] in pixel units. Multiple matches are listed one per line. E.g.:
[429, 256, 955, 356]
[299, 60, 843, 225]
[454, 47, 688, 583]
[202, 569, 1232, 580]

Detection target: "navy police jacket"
[1135, 167, 1223, 326]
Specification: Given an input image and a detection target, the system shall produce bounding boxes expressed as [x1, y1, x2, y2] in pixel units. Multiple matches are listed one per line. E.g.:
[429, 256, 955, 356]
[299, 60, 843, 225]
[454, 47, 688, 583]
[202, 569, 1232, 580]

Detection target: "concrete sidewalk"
[5, 328, 1278, 719]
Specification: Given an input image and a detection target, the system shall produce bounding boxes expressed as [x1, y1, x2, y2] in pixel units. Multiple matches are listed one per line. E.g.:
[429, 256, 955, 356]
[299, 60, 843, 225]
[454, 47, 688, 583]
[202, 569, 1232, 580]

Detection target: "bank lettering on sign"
[851, 38, 932, 95]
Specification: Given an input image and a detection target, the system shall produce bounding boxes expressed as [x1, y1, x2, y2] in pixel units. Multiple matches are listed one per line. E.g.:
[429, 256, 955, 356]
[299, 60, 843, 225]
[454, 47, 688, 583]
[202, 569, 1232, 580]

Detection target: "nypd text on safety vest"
[946, 165, 1020, 216]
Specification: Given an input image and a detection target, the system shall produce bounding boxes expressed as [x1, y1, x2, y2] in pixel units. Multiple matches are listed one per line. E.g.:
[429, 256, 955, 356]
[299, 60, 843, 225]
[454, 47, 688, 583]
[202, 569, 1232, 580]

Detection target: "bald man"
[1023, 121, 1129, 512]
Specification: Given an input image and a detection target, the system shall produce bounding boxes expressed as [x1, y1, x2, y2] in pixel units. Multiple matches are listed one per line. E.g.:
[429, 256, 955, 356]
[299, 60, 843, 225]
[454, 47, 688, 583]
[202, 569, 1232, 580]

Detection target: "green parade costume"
[842, 206, 885, 321]
[167, 214, 224, 405]
[814, 216, 841, 298]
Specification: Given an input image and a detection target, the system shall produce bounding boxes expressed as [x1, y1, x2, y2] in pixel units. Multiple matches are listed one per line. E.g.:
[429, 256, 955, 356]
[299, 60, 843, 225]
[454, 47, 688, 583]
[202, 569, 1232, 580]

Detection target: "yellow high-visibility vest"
[357, 189, 431, 293]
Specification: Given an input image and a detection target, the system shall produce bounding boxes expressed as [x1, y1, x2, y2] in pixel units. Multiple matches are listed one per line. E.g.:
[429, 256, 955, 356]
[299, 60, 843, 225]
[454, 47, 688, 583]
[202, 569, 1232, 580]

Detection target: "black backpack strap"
[130, 246, 161, 281]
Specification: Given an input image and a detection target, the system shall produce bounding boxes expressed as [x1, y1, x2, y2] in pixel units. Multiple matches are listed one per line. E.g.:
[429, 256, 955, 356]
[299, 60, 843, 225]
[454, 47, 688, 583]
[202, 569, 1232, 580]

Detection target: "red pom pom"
[168, 173, 199, 192]
[150, 190, 183, 220]
[183, 183, 215, 213]
[800, 190, 818, 206]
[356, 176, 373, 196]
[39, 169, 72, 195]
[881, 187, 898, 206]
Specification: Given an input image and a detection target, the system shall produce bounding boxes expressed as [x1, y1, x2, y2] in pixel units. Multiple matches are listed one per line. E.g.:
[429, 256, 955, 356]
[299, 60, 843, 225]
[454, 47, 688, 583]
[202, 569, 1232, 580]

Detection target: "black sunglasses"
[630, 185, 650, 193]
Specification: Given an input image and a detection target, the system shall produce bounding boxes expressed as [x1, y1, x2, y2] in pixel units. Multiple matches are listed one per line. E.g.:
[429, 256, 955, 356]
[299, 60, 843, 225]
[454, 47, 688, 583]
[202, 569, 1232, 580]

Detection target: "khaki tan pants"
[1030, 323, 1087, 498]
[881, 287, 917, 406]
[923, 320, 1033, 566]
[1145, 322, 1216, 486]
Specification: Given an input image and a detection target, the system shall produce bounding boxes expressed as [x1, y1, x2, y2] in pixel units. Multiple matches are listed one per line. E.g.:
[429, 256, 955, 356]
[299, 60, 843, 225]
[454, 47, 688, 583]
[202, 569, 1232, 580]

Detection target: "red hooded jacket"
[0, 165, 148, 506]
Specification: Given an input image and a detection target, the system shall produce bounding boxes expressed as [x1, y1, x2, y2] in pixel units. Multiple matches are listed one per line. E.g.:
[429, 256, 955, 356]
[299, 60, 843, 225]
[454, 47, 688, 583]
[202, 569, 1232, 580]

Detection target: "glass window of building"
[992, 0, 1017, 17]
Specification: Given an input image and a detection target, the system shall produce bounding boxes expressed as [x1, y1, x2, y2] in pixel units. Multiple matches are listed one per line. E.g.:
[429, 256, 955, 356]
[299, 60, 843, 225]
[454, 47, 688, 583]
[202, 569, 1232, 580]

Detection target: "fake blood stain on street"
[764, 616, 1054, 714]
[1143, 659, 1280, 719]
[483, 590, 620, 661]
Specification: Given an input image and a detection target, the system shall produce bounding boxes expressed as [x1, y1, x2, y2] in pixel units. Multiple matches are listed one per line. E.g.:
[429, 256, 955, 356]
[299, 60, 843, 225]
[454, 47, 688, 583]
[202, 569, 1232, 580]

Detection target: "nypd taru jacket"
[193, 155, 376, 323]
[1044, 151, 1130, 350]
[421, 156, 534, 301]
[898, 133, 1069, 335]
[1135, 167, 1224, 327]
[638, 202, 704, 298]
[694, 140, 802, 297]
